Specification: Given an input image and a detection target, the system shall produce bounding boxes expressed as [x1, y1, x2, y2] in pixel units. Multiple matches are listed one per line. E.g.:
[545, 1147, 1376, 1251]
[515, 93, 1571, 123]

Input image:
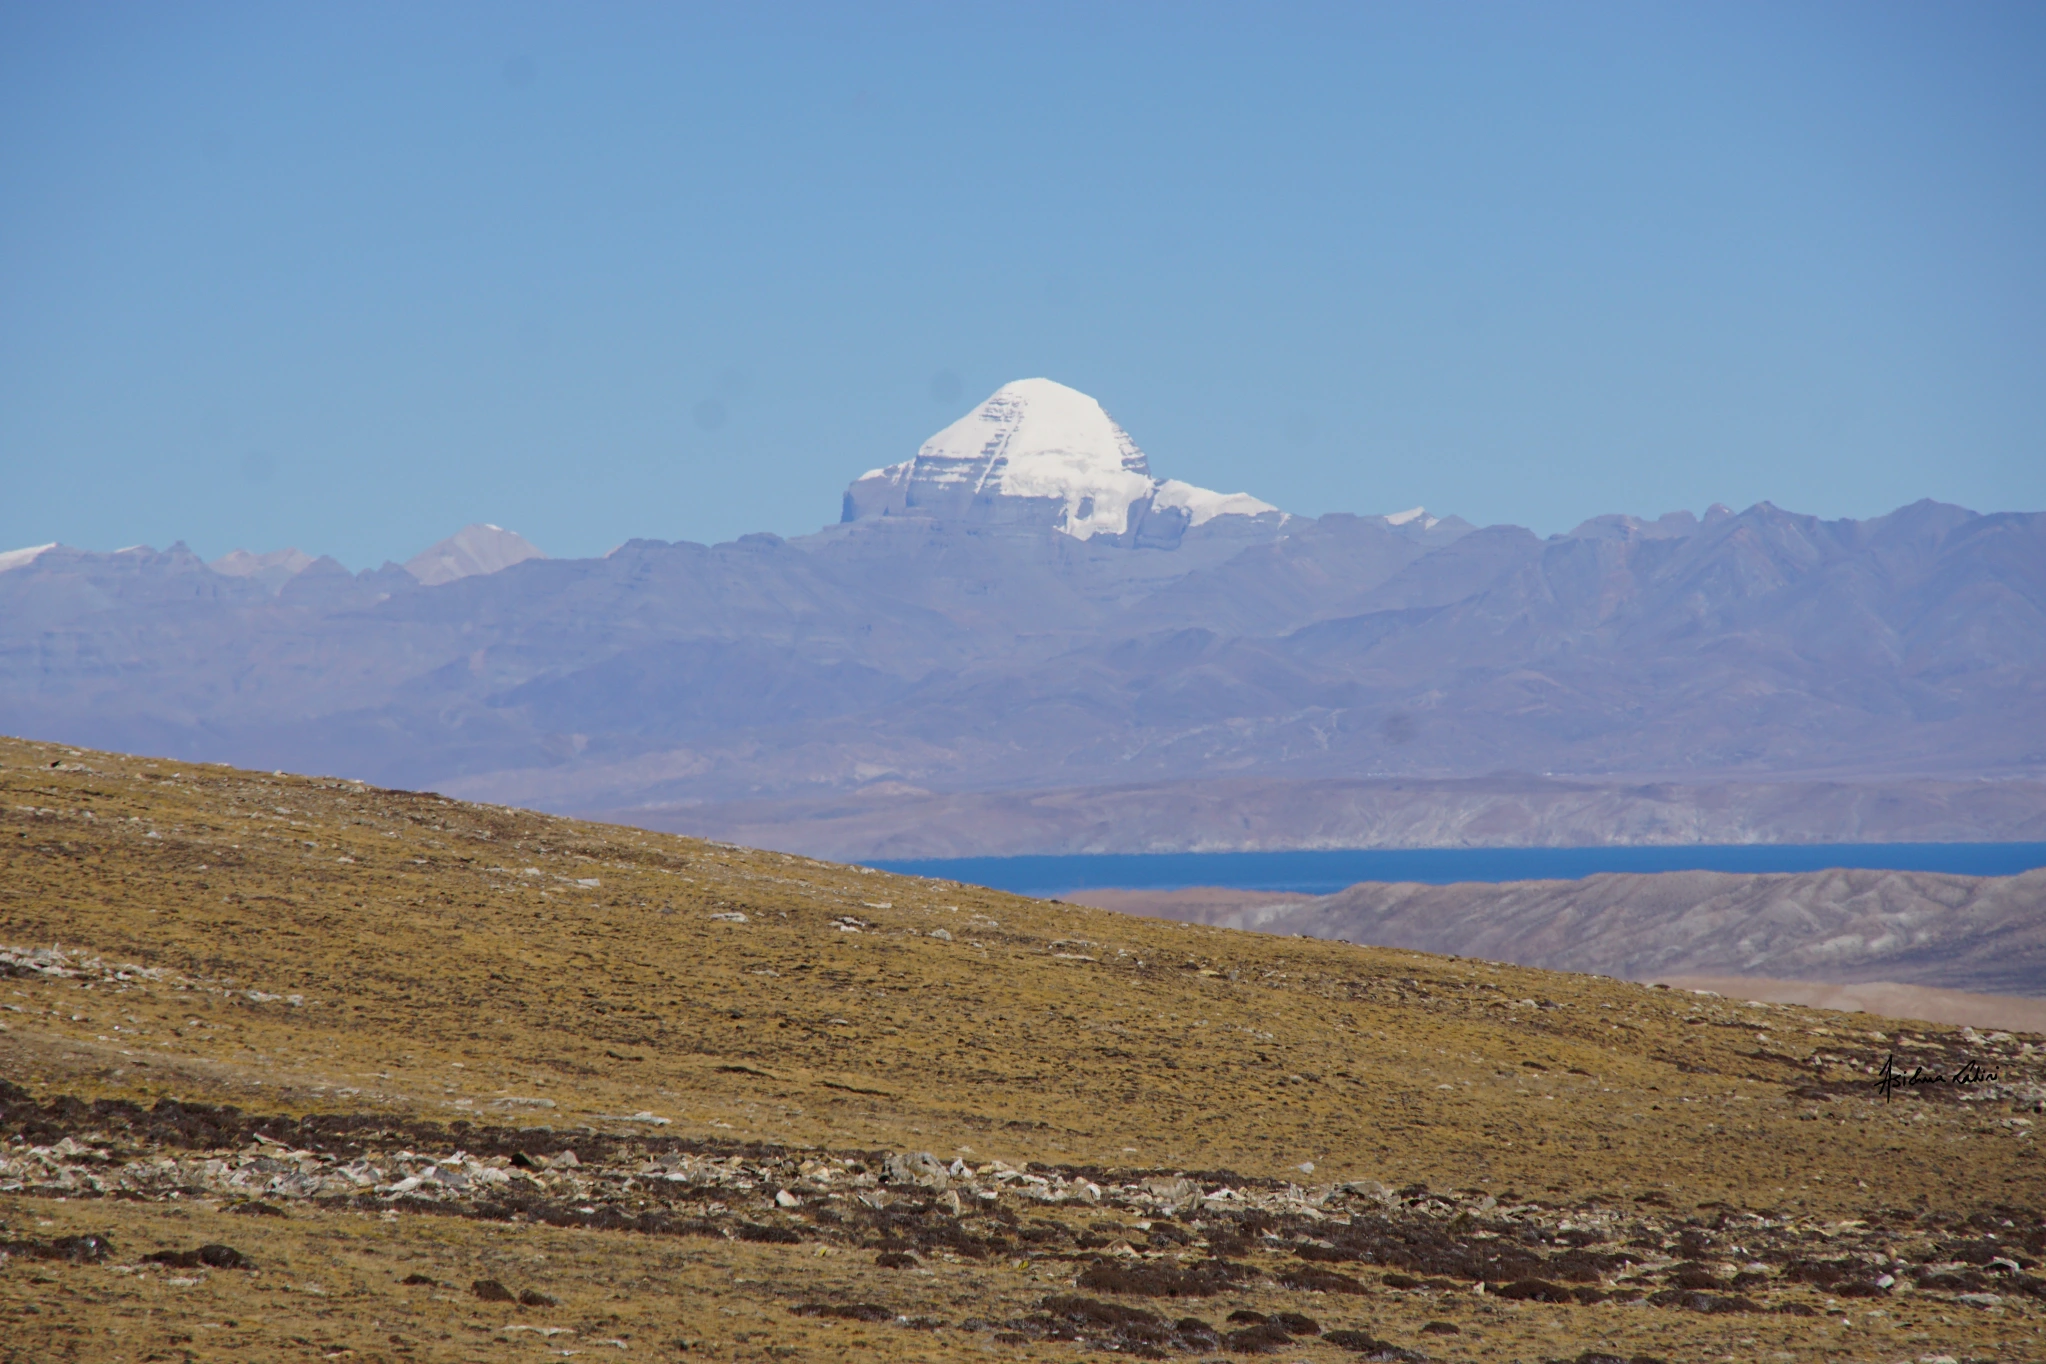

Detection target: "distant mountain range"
[4, 378, 2041, 856]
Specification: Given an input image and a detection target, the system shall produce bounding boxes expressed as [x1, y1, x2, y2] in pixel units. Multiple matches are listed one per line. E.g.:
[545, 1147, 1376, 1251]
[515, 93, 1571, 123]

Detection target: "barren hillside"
[1113, 869, 2046, 998]
[3, 735, 2044, 1361]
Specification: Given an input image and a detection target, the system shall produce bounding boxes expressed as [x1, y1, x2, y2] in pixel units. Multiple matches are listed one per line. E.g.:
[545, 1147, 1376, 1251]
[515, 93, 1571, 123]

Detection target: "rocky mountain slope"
[1074, 889, 2046, 1030]
[4, 735, 2046, 1361]
[403, 522, 547, 586]
[2, 380, 2041, 856]
[1106, 867, 2046, 998]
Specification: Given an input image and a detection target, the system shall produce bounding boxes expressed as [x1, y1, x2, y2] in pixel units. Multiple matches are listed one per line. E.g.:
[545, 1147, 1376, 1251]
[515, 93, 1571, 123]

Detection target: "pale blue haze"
[2, 2, 2042, 567]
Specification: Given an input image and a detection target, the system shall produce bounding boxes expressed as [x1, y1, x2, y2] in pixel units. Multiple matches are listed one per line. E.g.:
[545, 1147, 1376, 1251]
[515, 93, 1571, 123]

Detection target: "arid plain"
[3, 735, 2044, 1363]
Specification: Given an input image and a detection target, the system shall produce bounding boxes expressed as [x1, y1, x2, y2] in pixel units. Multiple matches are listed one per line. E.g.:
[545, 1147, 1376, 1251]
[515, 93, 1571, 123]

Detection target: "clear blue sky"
[3, 2, 2042, 567]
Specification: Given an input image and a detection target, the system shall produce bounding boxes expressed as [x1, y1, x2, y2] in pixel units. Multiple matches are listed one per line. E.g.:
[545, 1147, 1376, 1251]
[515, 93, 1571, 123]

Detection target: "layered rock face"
[841, 378, 1279, 546]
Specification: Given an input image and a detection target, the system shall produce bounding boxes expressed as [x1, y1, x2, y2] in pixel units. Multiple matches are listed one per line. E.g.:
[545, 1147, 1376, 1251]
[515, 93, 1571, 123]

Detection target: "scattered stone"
[0, 1234, 112, 1264]
[518, 1289, 556, 1307]
[2, 1078, 2037, 1352]
[472, 1279, 517, 1302]
[400, 1273, 437, 1286]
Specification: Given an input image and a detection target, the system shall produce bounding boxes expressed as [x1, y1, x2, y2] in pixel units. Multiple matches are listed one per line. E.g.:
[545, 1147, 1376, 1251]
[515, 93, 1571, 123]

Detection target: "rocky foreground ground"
[5, 1090, 2045, 1363]
[3, 735, 2045, 1361]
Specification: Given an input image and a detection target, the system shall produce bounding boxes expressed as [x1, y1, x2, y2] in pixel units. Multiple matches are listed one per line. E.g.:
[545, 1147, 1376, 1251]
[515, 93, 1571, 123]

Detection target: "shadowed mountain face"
[1, 495, 2041, 854]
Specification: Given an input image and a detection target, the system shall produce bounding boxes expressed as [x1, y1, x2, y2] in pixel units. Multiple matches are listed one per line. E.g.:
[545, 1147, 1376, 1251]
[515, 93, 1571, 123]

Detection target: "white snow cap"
[1382, 506, 1440, 530]
[405, 524, 546, 586]
[845, 378, 1278, 540]
[0, 543, 56, 574]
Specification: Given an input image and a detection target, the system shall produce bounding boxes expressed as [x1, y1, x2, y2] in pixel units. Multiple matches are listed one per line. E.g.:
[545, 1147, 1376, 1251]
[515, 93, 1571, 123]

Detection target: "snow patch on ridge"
[0, 543, 55, 574]
[1153, 480, 1278, 527]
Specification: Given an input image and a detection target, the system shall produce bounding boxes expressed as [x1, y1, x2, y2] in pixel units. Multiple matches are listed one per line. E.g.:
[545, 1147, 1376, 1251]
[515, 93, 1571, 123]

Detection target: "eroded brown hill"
[1095, 868, 2046, 999]
[3, 735, 2044, 1362]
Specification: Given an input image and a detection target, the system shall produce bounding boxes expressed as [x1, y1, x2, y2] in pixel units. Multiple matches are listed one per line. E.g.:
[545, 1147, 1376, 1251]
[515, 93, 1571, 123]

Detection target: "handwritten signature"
[1874, 1052, 2000, 1101]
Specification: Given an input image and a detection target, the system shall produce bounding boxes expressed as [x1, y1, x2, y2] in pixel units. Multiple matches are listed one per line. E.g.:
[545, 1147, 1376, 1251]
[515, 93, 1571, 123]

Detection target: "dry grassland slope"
[2, 735, 2044, 1362]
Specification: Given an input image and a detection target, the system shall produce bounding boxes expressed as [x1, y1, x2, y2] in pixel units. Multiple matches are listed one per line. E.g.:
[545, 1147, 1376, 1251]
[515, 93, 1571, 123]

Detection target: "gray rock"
[1143, 1176, 1198, 1210]
[881, 1151, 949, 1190]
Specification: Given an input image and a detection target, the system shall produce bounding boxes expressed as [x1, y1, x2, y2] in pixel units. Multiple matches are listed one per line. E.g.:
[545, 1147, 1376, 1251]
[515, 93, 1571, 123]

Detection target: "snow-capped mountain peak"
[842, 378, 1279, 543]
[405, 524, 547, 586]
[0, 543, 56, 574]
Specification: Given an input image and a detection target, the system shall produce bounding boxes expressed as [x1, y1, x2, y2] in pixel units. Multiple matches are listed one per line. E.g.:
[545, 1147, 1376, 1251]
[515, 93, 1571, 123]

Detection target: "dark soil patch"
[1276, 1265, 1366, 1293]
[792, 1302, 895, 1322]
[1076, 1257, 1255, 1298]
[143, 1244, 252, 1270]
[1222, 1320, 1294, 1353]
[1647, 1288, 1760, 1313]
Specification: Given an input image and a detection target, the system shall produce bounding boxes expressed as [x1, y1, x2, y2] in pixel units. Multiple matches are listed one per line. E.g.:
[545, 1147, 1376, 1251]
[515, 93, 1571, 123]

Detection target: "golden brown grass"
[4, 734, 2043, 1362]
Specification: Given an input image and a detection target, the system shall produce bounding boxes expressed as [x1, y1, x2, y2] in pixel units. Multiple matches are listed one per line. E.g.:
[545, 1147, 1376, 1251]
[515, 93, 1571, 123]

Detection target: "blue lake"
[869, 843, 2046, 898]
